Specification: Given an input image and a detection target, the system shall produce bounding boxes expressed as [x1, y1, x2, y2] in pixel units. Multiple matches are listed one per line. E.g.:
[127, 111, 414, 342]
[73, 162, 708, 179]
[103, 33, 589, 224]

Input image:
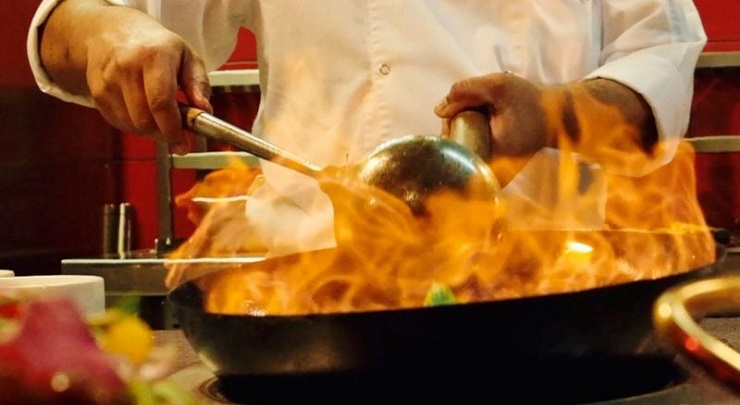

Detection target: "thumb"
[434, 78, 489, 118]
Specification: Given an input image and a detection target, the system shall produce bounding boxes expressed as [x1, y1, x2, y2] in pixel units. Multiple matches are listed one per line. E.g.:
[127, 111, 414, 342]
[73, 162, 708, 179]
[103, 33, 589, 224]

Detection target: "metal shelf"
[686, 135, 740, 153]
[208, 69, 260, 89]
[172, 151, 260, 170]
[696, 51, 740, 69]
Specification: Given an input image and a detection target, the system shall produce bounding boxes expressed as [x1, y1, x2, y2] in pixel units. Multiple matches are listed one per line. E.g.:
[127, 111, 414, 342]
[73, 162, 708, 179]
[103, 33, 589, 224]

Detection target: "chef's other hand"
[435, 73, 659, 176]
[435, 72, 550, 157]
[40, 0, 212, 155]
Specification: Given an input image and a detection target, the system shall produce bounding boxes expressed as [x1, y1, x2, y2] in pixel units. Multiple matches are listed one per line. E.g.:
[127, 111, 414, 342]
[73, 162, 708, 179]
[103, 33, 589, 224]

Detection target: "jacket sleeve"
[584, 0, 707, 165]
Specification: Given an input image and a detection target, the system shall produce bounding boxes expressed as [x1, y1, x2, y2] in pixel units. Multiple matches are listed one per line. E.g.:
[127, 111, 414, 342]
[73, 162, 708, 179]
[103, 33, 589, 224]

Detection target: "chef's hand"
[40, 0, 212, 154]
[435, 73, 658, 176]
[435, 72, 551, 157]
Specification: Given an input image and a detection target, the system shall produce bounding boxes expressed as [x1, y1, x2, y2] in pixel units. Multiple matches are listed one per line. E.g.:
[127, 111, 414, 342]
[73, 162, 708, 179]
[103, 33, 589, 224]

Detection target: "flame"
[167, 93, 715, 316]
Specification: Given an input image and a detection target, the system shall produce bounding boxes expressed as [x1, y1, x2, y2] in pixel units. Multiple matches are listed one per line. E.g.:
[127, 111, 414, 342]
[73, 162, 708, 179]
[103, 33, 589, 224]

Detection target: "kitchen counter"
[61, 253, 264, 329]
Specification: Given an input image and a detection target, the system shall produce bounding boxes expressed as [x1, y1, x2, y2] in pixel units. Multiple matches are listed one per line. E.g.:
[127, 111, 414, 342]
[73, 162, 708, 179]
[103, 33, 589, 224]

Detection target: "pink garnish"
[0, 297, 131, 405]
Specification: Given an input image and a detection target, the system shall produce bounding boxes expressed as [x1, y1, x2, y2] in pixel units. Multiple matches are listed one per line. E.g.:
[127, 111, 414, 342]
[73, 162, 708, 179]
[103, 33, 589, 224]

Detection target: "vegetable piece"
[97, 312, 154, 365]
[424, 283, 457, 306]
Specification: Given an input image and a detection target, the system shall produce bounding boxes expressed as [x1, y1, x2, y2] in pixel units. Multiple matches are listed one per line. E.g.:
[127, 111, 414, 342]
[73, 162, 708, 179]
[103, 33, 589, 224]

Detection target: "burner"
[168, 357, 740, 405]
[189, 359, 688, 405]
[200, 378, 232, 404]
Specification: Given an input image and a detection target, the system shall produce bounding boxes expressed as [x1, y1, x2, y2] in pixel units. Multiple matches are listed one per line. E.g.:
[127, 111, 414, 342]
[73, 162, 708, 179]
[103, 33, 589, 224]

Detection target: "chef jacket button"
[379, 64, 391, 75]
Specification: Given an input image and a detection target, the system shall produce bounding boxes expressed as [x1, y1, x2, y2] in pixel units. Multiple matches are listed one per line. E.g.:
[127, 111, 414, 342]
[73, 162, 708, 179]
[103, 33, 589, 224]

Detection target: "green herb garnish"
[424, 282, 457, 306]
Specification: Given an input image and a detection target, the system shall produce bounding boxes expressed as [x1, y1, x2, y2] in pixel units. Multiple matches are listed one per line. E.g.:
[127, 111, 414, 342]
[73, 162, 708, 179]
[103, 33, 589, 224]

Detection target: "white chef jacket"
[27, 0, 708, 256]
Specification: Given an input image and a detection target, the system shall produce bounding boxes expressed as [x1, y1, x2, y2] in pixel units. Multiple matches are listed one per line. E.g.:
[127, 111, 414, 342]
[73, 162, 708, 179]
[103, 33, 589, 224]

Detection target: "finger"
[439, 117, 451, 138]
[179, 49, 213, 113]
[119, 71, 160, 136]
[143, 53, 188, 152]
[434, 74, 507, 117]
[89, 65, 141, 133]
[94, 92, 128, 132]
[434, 77, 489, 117]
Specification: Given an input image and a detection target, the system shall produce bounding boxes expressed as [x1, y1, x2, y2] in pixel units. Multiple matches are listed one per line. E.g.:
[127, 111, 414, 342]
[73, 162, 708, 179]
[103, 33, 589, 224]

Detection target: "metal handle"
[179, 104, 322, 177]
[653, 276, 740, 392]
[448, 109, 492, 161]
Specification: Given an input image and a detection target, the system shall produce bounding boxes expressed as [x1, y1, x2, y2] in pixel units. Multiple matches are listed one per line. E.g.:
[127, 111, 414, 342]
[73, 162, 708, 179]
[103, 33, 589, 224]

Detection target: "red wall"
[693, 0, 740, 52]
[0, 1, 122, 275]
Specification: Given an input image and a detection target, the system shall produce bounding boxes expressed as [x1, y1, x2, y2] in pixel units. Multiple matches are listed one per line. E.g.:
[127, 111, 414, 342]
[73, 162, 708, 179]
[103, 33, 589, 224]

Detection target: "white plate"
[0, 275, 105, 317]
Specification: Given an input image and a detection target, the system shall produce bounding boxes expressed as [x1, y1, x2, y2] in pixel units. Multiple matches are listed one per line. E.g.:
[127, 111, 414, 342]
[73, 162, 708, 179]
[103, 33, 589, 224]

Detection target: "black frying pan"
[169, 230, 724, 404]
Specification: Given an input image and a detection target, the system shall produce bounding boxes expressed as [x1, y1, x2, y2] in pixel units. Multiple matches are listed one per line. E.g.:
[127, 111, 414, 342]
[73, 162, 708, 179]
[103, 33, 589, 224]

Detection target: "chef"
[27, 0, 707, 258]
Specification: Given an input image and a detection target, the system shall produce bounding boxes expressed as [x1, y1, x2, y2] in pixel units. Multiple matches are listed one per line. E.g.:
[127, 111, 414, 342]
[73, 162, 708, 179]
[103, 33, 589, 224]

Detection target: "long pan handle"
[653, 276, 740, 393]
[179, 104, 323, 178]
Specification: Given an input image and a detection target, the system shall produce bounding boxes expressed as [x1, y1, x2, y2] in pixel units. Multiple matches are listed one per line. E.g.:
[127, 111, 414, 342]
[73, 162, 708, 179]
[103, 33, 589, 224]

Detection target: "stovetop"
[158, 315, 740, 405]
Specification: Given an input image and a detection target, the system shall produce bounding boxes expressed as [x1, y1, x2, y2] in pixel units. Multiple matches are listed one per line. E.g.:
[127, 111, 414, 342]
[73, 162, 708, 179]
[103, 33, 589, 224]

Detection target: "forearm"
[542, 79, 659, 176]
[39, 0, 157, 97]
[39, 0, 103, 96]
